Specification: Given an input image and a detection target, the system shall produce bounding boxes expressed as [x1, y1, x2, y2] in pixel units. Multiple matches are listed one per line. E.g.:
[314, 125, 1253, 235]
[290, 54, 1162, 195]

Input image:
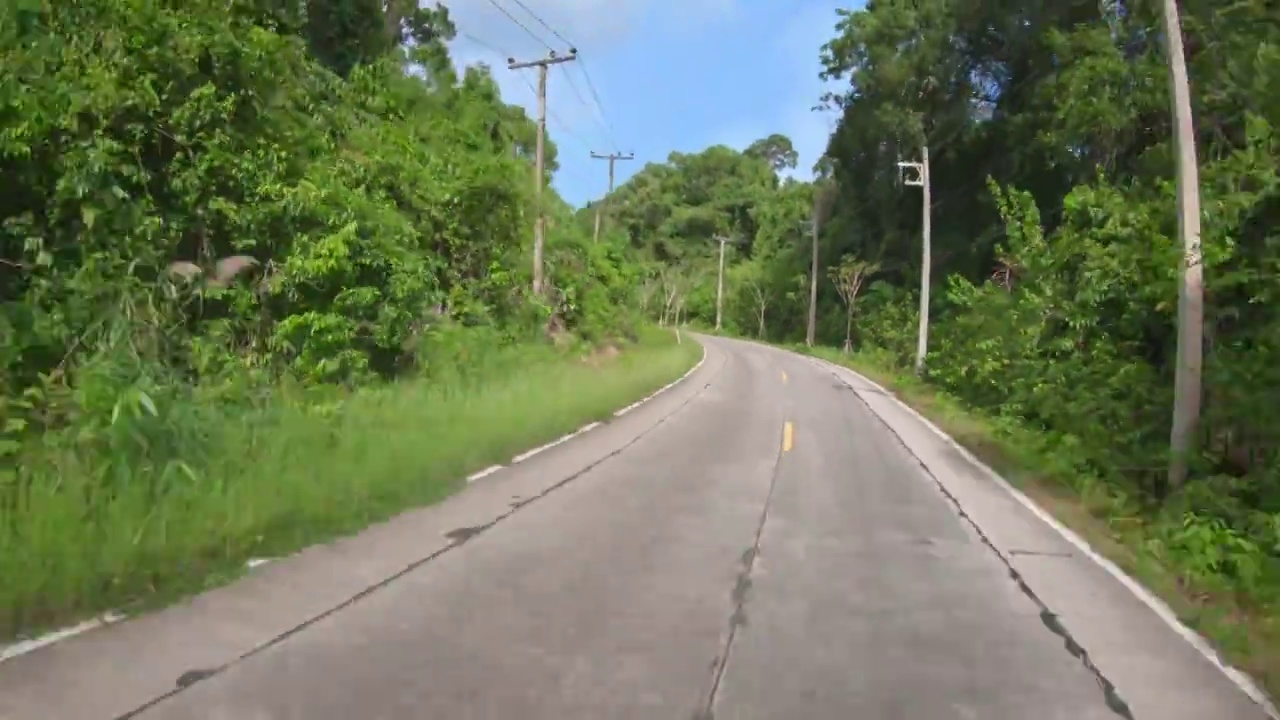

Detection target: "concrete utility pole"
[898, 145, 931, 376]
[803, 218, 819, 347]
[508, 48, 577, 296]
[590, 151, 633, 243]
[1160, 0, 1203, 490]
[714, 234, 734, 331]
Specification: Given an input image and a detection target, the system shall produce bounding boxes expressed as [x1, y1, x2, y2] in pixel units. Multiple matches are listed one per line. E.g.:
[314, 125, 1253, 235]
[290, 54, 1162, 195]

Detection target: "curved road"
[0, 336, 1270, 719]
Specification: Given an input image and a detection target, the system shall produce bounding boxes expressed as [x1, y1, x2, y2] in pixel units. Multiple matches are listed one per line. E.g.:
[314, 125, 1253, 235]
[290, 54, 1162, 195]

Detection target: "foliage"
[0, 0, 663, 635]
[0, 326, 699, 636]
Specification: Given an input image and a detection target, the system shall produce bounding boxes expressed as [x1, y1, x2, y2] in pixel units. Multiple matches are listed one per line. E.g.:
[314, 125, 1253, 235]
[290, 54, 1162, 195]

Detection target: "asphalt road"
[0, 336, 1271, 720]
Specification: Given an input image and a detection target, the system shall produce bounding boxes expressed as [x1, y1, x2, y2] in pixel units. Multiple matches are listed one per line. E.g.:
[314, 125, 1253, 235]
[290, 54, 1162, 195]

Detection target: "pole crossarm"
[590, 151, 634, 242]
[507, 49, 578, 70]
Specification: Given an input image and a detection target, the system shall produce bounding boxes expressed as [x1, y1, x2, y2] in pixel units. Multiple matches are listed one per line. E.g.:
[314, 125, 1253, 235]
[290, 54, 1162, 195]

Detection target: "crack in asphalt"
[120, 353, 728, 720]
[1009, 548, 1075, 558]
[693, 419, 788, 720]
[816, 360, 1135, 719]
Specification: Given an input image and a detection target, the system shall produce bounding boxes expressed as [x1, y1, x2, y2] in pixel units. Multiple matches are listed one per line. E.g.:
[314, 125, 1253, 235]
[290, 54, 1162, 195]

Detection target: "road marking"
[782, 421, 794, 452]
[613, 344, 709, 417]
[0, 612, 125, 665]
[0, 344, 714, 669]
[808, 354, 1279, 718]
[466, 465, 504, 482]
[781, 370, 787, 385]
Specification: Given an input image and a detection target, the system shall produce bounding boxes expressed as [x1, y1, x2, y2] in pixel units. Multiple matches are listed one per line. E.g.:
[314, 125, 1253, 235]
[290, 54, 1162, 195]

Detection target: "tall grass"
[0, 326, 701, 640]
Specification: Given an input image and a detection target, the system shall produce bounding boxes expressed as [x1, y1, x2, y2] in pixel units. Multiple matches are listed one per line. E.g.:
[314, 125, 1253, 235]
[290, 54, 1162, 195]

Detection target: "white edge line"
[465, 464, 505, 483]
[0, 342, 712, 668]
[0, 611, 125, 665]
[515, 344, 708, 461]
[809, 354, 1279, 717]
[614, 344, 708, 417]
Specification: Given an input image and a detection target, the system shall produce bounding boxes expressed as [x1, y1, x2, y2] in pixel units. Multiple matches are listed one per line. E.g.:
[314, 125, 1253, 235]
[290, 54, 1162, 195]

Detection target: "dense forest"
[597, 0, 1280, 677]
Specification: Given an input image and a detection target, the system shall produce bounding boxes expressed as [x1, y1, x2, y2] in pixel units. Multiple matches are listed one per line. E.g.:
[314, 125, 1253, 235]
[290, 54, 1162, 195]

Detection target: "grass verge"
[790, 342, 1280, 700]
[0, 326, 702, 643]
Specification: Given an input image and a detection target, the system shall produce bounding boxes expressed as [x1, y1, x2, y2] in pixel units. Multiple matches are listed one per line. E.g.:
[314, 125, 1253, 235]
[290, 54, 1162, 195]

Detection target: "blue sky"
[444, 0, 854, 208]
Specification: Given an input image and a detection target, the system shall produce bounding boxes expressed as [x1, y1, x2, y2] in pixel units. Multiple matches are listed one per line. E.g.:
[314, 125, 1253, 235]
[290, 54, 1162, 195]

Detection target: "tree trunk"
[844, 305, 853, 353]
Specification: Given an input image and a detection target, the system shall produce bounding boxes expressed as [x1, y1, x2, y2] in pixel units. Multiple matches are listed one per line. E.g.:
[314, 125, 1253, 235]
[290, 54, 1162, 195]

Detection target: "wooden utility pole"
[508, 49, 577, 296]
[898, 145, 931, 376]
[590, 151, 633, 242]
[1160, 0, 1203, 490]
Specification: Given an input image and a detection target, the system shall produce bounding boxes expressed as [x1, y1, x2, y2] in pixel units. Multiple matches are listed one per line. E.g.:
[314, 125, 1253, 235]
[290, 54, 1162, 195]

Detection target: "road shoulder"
[0, 338, 715, 720]
[802, 351, 1274, 720]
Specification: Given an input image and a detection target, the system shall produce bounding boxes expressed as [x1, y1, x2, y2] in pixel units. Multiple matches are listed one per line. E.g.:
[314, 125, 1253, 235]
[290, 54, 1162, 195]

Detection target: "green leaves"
[0, 0, 623, 400]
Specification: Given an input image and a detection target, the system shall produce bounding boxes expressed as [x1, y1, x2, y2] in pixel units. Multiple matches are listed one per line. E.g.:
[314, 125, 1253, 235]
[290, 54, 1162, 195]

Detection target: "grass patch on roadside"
[791, 342, 1280, 699]
[0, 326, 702, 642]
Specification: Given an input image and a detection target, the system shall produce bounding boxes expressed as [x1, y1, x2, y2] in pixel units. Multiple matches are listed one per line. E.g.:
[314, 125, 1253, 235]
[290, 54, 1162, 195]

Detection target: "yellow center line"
[782, 421, 794, 453]
[781, 370, 788, 385]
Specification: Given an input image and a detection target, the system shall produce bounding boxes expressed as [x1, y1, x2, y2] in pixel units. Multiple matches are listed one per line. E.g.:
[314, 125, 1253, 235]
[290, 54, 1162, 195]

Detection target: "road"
[0, 336, 1271, 720]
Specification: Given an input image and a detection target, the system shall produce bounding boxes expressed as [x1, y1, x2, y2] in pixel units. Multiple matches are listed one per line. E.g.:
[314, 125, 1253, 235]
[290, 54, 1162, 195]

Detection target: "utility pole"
[807, 218, 819, 346]
[799, 219, 819, 346]
[898, 144, 931, 376]
[590, 151, 633, 243]
[508, 48, 577, 296]
[1160, 0, 1203, 490]
[714, 234, 734, 331]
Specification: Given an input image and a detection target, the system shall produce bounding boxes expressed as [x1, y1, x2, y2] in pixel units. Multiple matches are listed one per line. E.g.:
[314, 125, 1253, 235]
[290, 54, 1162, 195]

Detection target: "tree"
[828, 256, 877, 353]
[745, 133, 799, 173]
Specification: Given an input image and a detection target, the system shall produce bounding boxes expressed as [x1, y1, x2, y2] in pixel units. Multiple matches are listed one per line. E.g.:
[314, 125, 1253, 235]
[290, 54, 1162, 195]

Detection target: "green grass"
[790, 342, 1280, 700]
[0, 326, 702, 642]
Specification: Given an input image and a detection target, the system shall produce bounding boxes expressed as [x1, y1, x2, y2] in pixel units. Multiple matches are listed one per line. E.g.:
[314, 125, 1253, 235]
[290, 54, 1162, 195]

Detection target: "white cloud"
[776, 1, 845, 178]
[443, 0, 736, 49]
[707, 1, 845, 180]
[442, 0, 739, 156]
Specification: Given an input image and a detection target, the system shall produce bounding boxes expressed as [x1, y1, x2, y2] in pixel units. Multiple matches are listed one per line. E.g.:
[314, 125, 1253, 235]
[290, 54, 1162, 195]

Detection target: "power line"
[484, 0, 552, 51]
[556, 65, 617, 151]
[517, 74, 592, 154]
[577, 58, 621, 153]
[507, 50, 579, 296]
[461, 5, 621, 157]
[558, 65, 590, 111]
[456, 30, 508, 58]
[503, 0, 575, 48]
[487, 0, 621, 154]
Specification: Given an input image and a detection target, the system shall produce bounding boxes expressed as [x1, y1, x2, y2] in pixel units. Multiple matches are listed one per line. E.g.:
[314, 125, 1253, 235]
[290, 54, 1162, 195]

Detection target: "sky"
[441, 0, 856, 208]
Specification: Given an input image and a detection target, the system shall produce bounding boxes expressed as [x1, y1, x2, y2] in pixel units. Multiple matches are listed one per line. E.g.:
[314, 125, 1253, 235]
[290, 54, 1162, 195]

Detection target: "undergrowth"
[0, 325, 700, 641]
